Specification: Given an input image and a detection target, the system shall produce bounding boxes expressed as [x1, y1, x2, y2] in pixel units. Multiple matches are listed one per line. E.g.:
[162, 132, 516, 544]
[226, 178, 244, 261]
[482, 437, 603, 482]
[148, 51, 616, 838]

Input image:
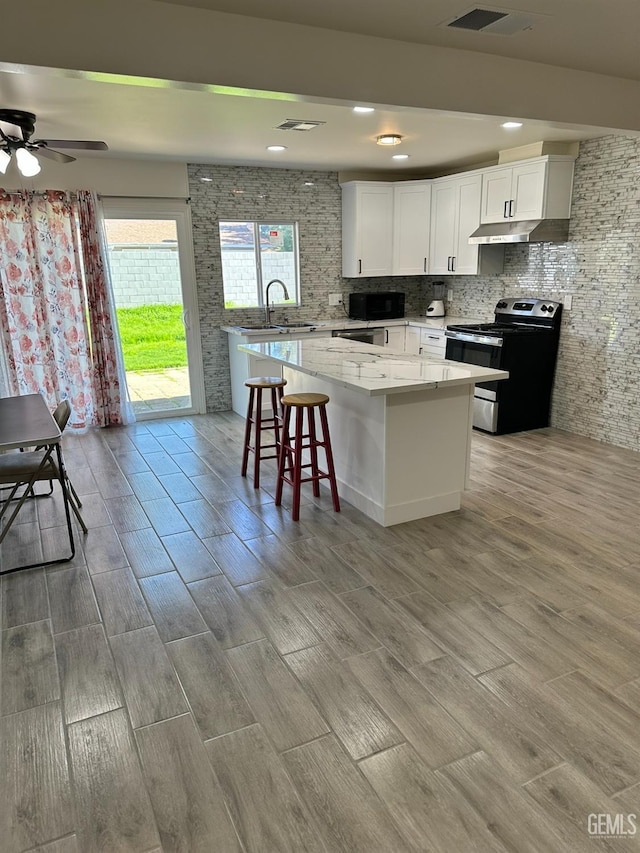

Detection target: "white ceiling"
[2, 0, 638, 176]
[160, 0, 640, 81]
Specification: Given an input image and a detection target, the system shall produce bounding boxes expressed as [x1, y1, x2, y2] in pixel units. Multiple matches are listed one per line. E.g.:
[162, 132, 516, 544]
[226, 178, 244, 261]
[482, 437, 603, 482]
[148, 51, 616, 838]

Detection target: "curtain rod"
[98, 194, 191, 203]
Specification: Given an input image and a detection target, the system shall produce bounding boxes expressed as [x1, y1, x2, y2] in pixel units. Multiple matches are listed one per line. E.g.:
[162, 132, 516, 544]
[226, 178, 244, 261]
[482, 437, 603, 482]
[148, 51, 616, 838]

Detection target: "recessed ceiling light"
[377, 134, 402, 146]
[231, 189, 245, 194]
[267, 145, 287, 152]
[200, 177, 213, 182]
[501, 121, 523, 129]
[353, 106, 375, 113]
[304, 181, 315, 186]
[392, 154, 410, 160]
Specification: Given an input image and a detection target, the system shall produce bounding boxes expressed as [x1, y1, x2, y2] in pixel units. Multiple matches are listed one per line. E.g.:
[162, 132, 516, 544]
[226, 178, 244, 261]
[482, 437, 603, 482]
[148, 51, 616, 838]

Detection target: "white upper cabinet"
[392, 181, 431, 275]
[341, 182, 394, 277]
[429, 172, 488, 275]
[480, 156, 575, 224]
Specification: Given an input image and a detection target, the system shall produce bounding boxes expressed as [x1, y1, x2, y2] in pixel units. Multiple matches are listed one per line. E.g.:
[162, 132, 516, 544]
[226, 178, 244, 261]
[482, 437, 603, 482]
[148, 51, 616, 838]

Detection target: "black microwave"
[348, 291, 405, 321]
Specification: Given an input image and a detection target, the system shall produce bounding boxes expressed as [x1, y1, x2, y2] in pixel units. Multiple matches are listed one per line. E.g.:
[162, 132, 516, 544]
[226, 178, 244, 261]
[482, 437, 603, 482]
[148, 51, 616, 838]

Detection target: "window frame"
[219, 220, 301, 310]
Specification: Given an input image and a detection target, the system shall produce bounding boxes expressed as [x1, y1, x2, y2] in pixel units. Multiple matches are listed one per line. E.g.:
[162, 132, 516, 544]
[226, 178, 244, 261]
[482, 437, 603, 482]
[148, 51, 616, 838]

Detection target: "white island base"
[239, 338, 507, 527]
[281, 367, 474, 526]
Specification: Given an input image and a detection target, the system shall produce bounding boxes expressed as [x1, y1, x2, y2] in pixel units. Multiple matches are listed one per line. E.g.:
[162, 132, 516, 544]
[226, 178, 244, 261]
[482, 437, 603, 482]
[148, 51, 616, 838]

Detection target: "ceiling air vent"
[275, 119, 326, 132]
[443, 6, 541, 35]
[447, 8, 507, 30]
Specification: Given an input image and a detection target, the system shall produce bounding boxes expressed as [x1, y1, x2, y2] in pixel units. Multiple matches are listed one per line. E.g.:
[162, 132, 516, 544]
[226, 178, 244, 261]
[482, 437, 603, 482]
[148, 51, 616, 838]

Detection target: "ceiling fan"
[0, 108, 108, 177]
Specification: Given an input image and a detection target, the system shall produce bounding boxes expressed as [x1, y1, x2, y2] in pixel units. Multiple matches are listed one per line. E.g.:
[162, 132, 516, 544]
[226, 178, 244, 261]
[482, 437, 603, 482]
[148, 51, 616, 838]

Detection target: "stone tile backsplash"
[189, 136, 640, 452]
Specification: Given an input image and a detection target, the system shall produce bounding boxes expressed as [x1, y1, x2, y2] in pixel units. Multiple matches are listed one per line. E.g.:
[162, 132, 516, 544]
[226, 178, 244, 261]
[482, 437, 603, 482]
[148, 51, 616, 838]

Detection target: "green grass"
[116, 304, 187, 372]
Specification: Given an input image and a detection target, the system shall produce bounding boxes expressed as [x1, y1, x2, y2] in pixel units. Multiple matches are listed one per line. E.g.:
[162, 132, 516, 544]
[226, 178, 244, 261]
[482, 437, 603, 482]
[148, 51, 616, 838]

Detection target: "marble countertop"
[239, 338, 508, 396]
[222, 314, 487, 336]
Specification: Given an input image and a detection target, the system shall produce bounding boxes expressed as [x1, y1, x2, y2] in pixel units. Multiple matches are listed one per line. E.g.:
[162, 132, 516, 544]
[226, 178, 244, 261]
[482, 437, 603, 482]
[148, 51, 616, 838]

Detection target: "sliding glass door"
[102, 201, 205, 418]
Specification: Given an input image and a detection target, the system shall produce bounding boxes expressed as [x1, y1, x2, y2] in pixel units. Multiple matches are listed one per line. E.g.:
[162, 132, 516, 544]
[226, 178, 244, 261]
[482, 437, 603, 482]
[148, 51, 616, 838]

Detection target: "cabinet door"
[392, 182, 431, 275]
[404, 326, 422, 355]
[511, 161, 547, 220]
[428, 180, 457, 275]
[480, 168, 512, 223]
[384, 326, 406, 351]
[453, 174, 482, 275]
[342, 183, 393, 277]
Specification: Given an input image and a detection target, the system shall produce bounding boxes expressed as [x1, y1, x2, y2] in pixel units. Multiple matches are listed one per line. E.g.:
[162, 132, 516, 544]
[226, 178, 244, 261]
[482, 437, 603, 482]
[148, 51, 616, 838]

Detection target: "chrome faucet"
[264, 279, 290, 326]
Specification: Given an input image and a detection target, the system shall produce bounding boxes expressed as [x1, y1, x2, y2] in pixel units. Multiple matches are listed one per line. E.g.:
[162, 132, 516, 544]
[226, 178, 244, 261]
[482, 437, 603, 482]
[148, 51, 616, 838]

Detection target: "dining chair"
[0, 446, 85, 573]
[45, 400, 83, 510]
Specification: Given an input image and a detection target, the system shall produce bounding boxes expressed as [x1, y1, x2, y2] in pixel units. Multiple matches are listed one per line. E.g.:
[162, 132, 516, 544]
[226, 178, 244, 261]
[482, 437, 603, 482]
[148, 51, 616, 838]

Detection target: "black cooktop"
[446, 322, 553, 336]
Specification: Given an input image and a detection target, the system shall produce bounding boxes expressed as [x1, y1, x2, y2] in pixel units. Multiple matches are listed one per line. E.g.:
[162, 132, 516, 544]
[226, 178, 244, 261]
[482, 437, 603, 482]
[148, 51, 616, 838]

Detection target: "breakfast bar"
[239, 338, 508, 525]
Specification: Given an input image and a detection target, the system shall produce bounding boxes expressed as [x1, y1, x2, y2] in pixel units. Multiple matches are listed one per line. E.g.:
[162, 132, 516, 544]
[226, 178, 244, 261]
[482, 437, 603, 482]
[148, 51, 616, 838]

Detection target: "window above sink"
[219, 220, 300, 310]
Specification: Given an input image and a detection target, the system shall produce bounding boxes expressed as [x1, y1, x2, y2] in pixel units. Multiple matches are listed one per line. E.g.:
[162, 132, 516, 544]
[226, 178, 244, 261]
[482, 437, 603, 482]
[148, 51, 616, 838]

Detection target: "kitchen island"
[239, 338, 507, 526]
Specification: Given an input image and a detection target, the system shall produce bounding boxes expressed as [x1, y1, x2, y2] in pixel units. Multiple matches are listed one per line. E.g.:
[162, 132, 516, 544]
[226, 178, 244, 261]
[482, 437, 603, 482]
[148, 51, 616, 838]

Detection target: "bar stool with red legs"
[241, 376, 287, 489]
[275, 392, 340, 521]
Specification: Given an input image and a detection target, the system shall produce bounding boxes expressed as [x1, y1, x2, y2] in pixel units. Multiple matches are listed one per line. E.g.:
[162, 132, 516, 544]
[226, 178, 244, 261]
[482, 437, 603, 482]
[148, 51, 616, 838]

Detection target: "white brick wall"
[107, 245, 182, 306]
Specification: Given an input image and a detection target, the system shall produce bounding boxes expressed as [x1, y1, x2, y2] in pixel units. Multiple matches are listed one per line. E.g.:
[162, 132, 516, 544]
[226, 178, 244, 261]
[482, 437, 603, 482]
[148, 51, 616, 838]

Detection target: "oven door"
[445, 331, 503, 394]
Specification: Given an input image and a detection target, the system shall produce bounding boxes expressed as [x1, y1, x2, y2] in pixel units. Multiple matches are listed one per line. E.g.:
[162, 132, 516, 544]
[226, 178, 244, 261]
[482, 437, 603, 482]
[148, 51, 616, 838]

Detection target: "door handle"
[503, 200, 509, 219]
[182, 309, 191, 330]
[509, 199, 514, 218]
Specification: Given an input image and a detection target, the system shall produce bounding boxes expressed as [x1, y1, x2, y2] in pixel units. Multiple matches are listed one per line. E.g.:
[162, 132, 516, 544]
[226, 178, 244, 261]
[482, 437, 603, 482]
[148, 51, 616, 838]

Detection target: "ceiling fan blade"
[39, 139, 108, 151]
[37, 147, 77, 164]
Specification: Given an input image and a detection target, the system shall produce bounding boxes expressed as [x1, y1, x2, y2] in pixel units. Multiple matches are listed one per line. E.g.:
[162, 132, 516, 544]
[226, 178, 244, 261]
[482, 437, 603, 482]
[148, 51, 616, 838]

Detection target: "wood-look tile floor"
[2, 415, 640, 852]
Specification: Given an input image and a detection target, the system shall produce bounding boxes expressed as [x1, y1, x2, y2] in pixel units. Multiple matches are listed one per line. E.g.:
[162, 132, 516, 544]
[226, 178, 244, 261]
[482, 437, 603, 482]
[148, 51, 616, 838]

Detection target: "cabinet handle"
[451, 256, 456, 272]
[427, 335, 438, 341]
[447, 256, 452, 271]
[385, 330, 389, 344]
[509, 199, 514, 218]
[423, 257, 427, 273]
[358, 259, 362, 274]
[419, 346, 423, 354]
[503, 200, 509, 219]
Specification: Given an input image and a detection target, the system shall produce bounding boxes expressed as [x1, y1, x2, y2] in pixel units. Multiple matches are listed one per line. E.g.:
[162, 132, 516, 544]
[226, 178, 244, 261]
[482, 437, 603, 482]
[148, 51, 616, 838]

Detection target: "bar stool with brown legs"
[241, 376, 287, 489]
[275, 392, 340, 521]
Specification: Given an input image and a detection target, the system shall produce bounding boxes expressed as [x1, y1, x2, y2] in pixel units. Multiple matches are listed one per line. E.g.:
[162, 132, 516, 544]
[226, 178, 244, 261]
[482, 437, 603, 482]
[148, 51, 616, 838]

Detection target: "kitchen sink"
[273, 322, 318, 330]
[235, 324, 279, 331]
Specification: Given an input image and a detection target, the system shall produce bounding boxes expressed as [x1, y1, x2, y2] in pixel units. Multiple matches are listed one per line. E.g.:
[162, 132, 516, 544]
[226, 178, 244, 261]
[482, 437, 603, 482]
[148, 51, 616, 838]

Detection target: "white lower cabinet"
[383, 326, 406, 350]
[419, 328, 447, 358]
[228, 331, 332, 416]
[404, 326, 422, 355]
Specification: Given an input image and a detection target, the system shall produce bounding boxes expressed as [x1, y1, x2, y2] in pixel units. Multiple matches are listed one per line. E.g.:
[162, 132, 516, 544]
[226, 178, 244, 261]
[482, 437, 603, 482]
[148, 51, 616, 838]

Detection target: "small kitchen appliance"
[348, 291, 405, 321]
[445, 297, 562, 434]
[426, 282, 446, 317]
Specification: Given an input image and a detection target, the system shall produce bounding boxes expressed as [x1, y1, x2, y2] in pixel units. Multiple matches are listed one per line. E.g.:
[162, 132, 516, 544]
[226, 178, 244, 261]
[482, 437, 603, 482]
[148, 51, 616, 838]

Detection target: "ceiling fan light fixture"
[15, 147, 41, 177]
[0, 149, 10, 174]
[376, 134, 402, 146]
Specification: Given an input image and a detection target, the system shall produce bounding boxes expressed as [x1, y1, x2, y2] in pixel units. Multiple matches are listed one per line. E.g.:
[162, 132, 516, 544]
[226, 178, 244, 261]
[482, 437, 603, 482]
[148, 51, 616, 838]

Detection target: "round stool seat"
[245, 376, 287, 389]
[281, 393, 329, 408]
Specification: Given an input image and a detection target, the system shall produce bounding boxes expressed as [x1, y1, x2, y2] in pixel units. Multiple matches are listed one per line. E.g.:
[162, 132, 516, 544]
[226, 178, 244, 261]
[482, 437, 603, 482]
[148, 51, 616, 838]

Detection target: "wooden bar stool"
[275, 392, 340, 521]
[241, 376, 287, 489]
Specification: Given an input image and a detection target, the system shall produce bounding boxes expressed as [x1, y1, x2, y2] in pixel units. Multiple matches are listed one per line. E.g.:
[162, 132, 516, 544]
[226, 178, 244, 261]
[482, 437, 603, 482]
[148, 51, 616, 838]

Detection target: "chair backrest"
[53, 400, 71, 432]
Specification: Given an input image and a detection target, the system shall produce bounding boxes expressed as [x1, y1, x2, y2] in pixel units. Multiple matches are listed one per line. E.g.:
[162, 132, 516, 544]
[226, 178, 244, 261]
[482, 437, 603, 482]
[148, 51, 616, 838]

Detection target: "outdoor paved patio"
[126, 367, 190, 414]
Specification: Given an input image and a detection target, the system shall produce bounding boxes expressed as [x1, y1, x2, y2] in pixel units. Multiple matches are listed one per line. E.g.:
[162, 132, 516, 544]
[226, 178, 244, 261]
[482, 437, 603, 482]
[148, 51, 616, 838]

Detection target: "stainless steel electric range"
[445, 297, 563, 434]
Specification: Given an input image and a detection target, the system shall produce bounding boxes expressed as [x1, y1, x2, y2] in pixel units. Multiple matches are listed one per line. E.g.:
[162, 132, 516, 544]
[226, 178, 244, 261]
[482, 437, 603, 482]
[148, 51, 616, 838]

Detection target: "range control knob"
[546, 305, 554, 313]
[540, 304, 548, 312]
[497, 300, 507, 309]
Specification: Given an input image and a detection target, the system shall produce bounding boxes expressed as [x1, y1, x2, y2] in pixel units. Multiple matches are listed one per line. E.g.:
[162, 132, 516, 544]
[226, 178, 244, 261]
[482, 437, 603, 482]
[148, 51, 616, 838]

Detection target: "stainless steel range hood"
[468, 219, 570, 244]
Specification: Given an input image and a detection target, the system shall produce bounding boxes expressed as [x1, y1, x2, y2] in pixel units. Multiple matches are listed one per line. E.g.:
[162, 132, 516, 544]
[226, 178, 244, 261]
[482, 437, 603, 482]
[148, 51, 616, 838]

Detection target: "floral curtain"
[75, 190, 129, 426]
[0, 189, 129, 427]
[0, 190, 95, 427]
